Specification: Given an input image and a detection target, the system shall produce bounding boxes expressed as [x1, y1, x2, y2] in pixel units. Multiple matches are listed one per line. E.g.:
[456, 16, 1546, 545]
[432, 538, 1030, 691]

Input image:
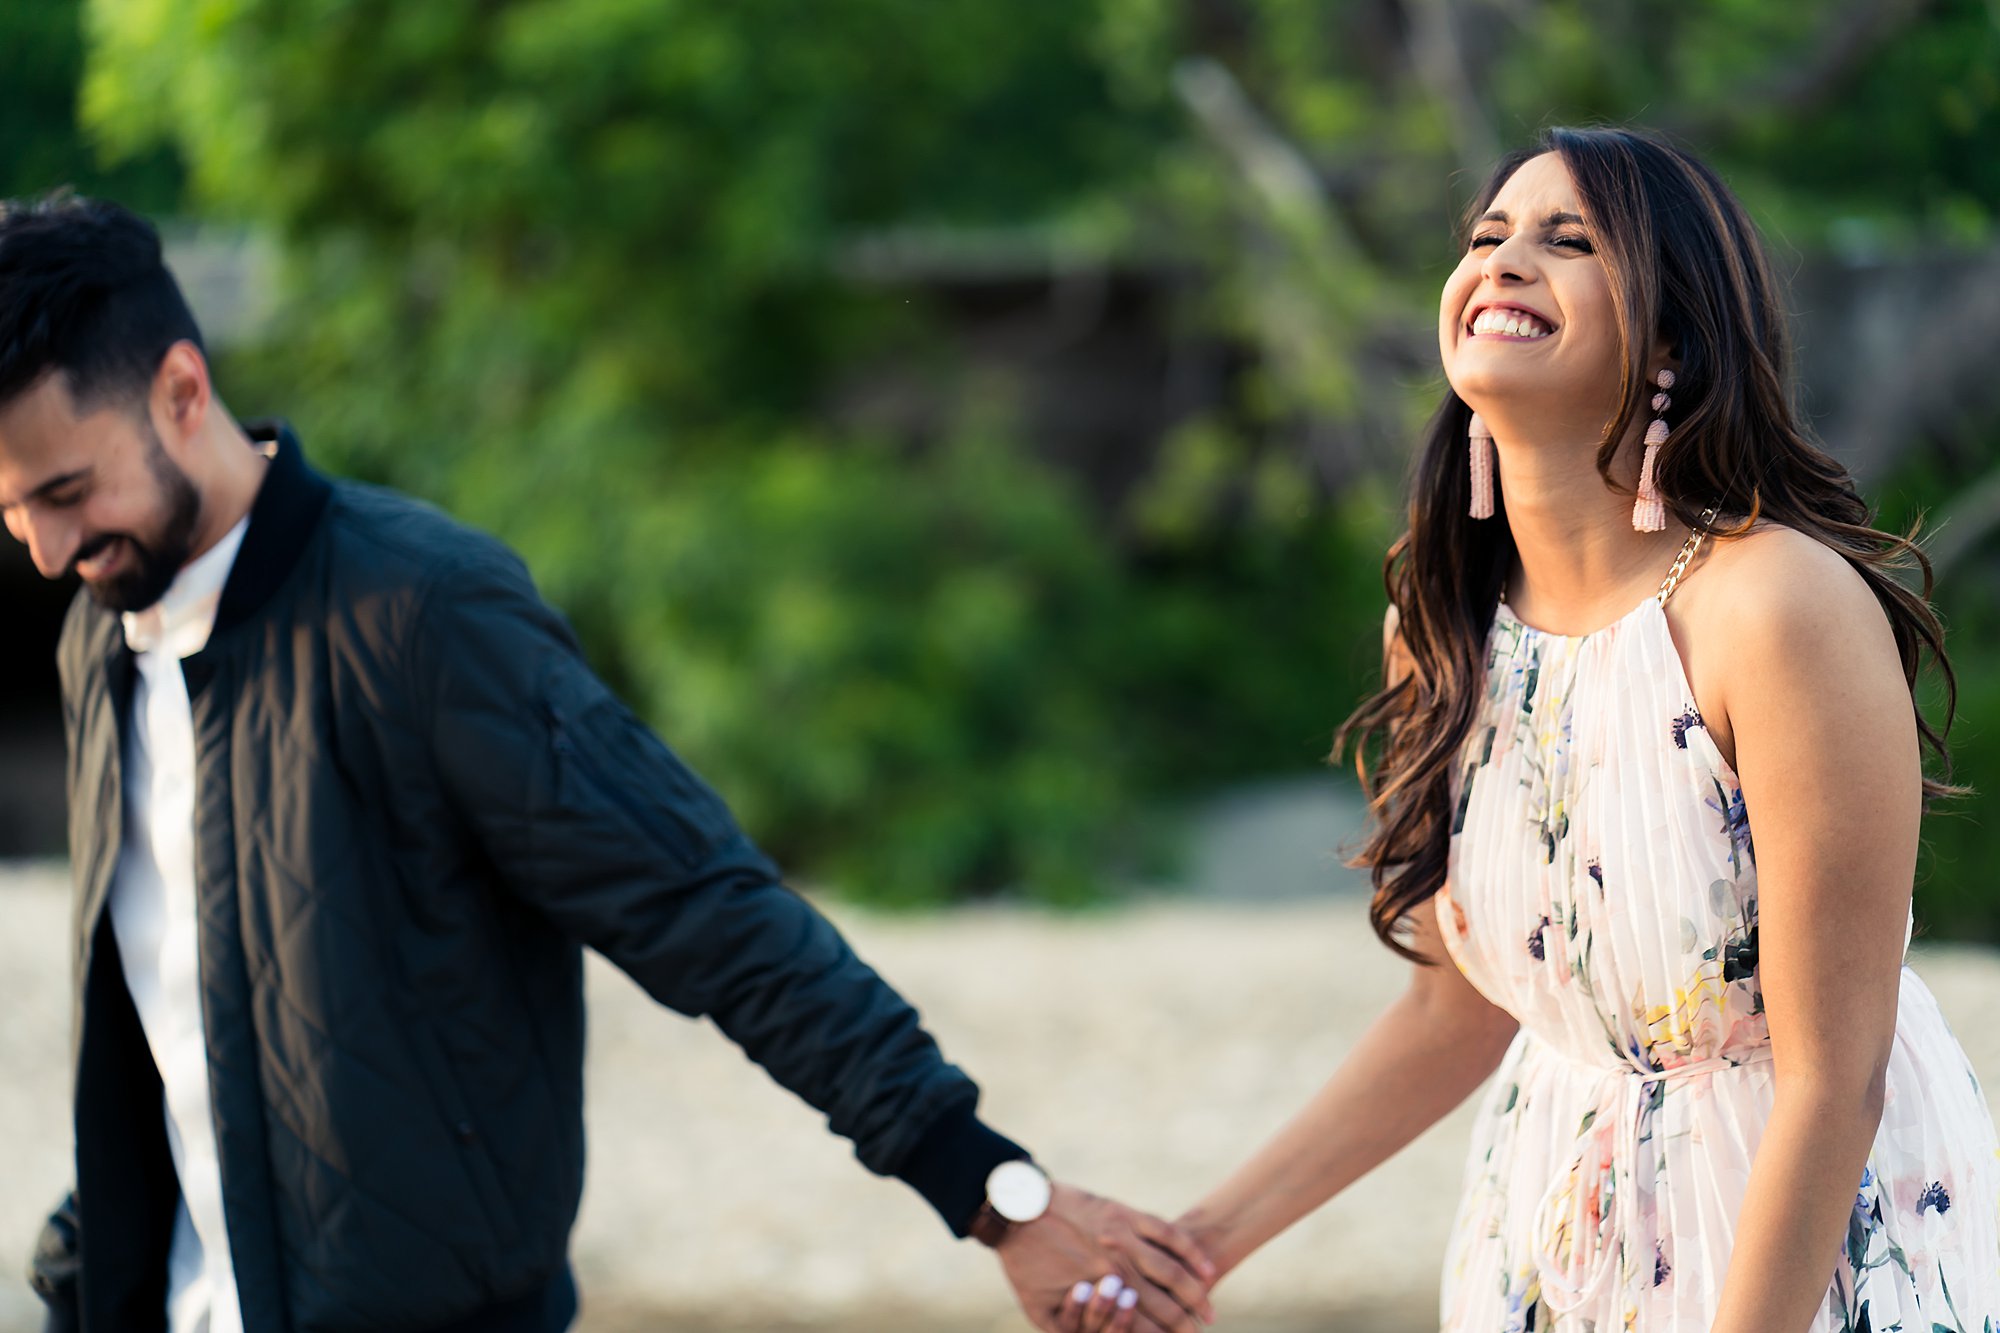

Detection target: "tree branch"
[1676, 0, 1935, 136]
[1170, 57, 1422, 486]
[1925, 463, 2000, 586]
[1402, 0, 1499, 179]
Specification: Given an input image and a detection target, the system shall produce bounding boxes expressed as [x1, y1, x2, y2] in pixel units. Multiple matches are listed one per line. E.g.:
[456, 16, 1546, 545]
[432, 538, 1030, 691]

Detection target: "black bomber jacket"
[33, 422, 1023, 1332]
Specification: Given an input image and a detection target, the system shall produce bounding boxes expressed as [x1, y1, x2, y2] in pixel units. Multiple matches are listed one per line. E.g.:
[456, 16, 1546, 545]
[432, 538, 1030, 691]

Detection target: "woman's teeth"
[1471, 308, 1553, 338]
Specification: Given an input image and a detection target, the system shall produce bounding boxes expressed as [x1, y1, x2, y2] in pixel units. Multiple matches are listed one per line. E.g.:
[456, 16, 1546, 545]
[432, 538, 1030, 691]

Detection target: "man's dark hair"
[0, 191, 205, 412]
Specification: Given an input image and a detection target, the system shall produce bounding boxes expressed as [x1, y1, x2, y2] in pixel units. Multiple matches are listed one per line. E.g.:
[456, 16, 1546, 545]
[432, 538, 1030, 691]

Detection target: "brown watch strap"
[968, 1200, 1013, 1248]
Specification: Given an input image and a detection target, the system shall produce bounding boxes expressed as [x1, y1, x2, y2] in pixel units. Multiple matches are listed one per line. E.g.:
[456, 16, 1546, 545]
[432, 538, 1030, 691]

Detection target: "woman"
[1062, 126, 2000, 1332]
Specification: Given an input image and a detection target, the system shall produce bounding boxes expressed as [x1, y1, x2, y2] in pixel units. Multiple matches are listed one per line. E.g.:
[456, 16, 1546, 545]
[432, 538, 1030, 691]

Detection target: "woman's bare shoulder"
[1684, 518, 1902, 715]
[1692, 518, 1880, 633]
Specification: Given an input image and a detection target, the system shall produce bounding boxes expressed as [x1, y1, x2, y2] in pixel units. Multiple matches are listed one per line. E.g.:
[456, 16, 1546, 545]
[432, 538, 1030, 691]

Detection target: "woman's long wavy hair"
[1337, 125, 1961, 962]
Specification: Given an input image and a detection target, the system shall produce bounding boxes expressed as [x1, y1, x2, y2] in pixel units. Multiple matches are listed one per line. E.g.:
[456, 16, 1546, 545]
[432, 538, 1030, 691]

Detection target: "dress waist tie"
[1528, 1041, 1776, 1315]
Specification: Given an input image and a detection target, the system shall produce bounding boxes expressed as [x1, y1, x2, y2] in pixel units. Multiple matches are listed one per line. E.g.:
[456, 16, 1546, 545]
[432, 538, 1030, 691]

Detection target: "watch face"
[988, 1160, 1053, 1223]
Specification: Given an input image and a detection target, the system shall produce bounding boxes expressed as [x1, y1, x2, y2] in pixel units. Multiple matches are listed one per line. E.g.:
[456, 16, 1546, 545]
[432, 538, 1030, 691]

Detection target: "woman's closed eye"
[1469, 231, 1594, 253]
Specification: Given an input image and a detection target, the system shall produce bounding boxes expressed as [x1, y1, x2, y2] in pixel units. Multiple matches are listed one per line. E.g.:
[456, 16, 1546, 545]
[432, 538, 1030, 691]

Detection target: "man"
[1, 194, 1214, 1333]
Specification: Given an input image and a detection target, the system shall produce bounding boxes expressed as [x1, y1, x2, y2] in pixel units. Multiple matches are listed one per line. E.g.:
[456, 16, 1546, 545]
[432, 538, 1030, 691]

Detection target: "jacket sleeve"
[43, 606, 87, 1325]
[28, 1192, 80, 1333]
[410, 545, 1025, 1235]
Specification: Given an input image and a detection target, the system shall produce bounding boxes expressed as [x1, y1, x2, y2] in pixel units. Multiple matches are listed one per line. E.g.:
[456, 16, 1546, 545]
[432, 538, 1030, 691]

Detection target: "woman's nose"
[1480, 234, 1534, 285]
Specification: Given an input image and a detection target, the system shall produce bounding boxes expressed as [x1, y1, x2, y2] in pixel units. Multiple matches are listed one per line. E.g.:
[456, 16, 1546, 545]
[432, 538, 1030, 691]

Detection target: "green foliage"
[587, 424, 1387, 904]
[78, 0, 1383, 903]
[1919, 622, 2000, 942]
[0, 0, 178, 206]
[1877, 449, 2000, 942]
[1481, 0, 2000, 247]
[86, 0, 1174, 431]
[605, 432, 1133, 906]
[61, 0, 2000, 924]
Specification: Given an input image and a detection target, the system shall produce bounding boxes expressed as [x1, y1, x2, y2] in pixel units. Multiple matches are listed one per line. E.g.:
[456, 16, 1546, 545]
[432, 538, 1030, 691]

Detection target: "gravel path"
[5, 860, 1999, 1332]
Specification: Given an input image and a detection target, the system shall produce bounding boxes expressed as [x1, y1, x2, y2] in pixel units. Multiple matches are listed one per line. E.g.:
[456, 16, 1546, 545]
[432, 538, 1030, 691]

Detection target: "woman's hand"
[1056, 1274, 1143, 1332]
[997, 1182, 1216, 1332]
[1169, 1210, 1237, 1287]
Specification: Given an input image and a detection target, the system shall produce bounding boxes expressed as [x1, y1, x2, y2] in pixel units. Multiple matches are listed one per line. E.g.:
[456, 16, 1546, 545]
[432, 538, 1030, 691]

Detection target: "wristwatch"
[969, 1159, 1053, 1248]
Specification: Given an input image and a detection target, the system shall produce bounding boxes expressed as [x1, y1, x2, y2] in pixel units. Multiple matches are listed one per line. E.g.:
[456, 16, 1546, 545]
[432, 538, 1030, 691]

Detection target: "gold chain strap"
[1655, 504, 1722, 605]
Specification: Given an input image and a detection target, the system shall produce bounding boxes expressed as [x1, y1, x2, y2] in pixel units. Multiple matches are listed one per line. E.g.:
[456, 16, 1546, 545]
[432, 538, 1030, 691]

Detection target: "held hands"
[1058, 1274, 1141, 1332]
[996, 1182, 1218, 1333]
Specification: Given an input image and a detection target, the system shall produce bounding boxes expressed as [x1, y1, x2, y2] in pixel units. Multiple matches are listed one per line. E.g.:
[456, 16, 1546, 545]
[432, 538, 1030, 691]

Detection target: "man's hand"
[995, 1181, 1217, 1333]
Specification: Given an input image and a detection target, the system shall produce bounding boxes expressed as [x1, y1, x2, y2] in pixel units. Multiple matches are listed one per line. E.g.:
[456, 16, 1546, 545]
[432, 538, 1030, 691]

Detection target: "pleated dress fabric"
[1436, 592, 2000, 1332]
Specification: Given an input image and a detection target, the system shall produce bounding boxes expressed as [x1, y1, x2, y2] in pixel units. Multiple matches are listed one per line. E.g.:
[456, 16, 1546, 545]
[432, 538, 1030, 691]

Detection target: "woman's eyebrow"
[1476, 209, 1588, 228]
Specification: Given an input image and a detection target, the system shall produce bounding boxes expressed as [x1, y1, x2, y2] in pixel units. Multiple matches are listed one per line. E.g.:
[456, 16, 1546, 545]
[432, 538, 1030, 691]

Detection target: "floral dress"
[1437, 591, 2000, 1331]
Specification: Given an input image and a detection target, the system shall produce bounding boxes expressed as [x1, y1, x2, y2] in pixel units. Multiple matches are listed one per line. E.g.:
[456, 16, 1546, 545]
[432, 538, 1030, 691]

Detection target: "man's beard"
[76, 425, 203, 614]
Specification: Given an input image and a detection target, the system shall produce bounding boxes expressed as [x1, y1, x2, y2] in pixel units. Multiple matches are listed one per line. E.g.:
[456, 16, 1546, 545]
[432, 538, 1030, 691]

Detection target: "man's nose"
[20, 515, 80, 580]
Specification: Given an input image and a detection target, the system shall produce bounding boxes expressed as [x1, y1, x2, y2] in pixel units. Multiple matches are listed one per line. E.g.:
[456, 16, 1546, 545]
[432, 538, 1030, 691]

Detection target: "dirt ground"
[7, 858, 2000, 1333]
[575, 1303, 1435, 1332]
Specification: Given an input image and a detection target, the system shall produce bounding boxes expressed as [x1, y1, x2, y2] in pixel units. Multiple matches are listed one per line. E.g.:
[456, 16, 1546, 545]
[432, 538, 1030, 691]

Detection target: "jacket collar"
[210, 419, 333, 639]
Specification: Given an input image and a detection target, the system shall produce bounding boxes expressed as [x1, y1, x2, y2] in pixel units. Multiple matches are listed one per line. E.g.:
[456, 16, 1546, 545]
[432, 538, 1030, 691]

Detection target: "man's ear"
[149, 339, 212, 456]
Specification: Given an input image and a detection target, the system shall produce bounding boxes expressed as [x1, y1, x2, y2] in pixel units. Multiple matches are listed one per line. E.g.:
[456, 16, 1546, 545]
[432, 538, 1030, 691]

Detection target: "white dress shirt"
[109, 515, 250, 1333]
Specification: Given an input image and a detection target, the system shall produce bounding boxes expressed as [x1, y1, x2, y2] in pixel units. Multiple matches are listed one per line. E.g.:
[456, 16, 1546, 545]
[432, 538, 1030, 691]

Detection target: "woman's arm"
[1176, 896, 1518, 1277]
[1174, 604, 1518, 1278]
[1702, 531, 1919, 1333]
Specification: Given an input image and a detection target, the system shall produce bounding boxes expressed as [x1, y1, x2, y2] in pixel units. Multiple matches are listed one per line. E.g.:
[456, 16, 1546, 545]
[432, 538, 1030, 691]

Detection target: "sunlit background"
[3, 2, 1997, 1330]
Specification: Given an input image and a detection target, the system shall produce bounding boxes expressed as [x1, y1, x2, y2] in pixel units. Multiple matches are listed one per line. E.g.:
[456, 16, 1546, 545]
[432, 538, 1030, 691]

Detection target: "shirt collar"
[121, 515, 253, 658]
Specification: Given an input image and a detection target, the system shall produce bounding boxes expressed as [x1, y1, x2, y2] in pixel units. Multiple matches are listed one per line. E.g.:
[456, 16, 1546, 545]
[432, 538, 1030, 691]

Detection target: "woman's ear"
[1646, 345, 1681, 387]
[1650, 323, 1682, 378]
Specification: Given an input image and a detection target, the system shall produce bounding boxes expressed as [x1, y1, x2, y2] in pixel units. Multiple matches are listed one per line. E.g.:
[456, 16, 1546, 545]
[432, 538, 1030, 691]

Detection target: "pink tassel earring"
[1468, 411, 1495, 519]
[1633, 369, 1673, 531]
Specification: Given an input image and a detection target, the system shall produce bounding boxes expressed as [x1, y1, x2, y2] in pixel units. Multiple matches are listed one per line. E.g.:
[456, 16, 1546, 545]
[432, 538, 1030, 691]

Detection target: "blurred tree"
[73, 0, 2000, 919]
[1100, 0, 2000, 934]
[0, 0, 178, 206]
[0, 0, 181, 863]
[86, 0, 1177, 436]
[81, 0, 1336, 904]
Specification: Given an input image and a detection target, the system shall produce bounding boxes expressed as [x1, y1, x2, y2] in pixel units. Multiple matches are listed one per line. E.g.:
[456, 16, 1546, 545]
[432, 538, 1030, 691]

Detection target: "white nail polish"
[1117, 1288, 1139, 1310]
[1097, 1274, 1124, 1299]
[1072, 1281, 1094, 1304]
